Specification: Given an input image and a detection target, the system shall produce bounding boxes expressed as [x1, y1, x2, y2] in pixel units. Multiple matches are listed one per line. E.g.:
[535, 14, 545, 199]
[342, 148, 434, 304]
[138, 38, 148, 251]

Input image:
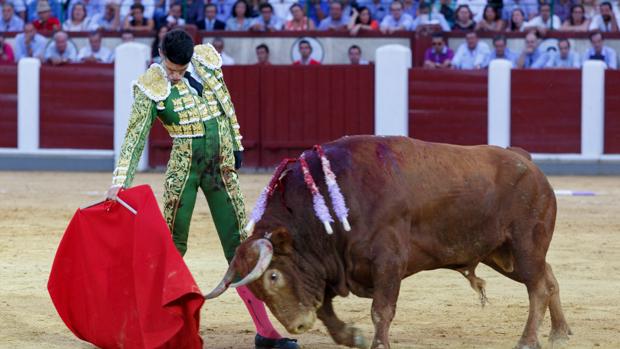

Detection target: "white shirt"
[545, 51, 581, 68]
[221, 51, 235, 65]
[524, 15, 562, 30]
[78, 45, 114, 63]
[452, 42, 490, 69]
[588, 15, 618, 32]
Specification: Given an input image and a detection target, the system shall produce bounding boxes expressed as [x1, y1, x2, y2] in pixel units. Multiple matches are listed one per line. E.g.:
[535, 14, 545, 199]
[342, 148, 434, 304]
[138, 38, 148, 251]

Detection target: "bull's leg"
[317, 296, 368, 349]
[458, 266, 488, 307]
[545, 263, 572, 348]
[370, 264, 401, 349]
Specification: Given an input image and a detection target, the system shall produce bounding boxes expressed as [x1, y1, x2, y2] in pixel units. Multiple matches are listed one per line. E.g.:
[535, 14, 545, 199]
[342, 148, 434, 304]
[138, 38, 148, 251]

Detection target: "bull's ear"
[269, 227, 293, 255]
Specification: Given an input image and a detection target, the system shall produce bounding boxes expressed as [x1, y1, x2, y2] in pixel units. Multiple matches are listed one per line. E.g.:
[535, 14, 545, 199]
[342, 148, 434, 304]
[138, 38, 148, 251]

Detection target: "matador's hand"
[233, 151, 243, 170]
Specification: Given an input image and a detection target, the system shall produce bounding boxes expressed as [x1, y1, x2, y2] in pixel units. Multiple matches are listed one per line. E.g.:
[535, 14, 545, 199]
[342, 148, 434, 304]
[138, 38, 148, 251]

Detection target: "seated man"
[197, 3, 226, 31]
[517, 30, 544, 68]
[545, 39, 581, 68]
[348, 45, 369, 65]
[583, 31, 617, 69]
[410, 2, 451, 32]
[90, 1, 121, 31]
[423, 33, 454, 68]
[1, 3, 24, 32]
[452, 31, 490, 69]
[255, 43, 271, 65]
[32, 0, 61, 31]
[523, 2, 561, 33]
[250, 3, 284, 31]
[293, 39, 320, 65]
[380, 0, 414, 33]
[13, 23, 48, 61]
[44, 31, 77, 65]
[318, 1, 348, 31]
[486, 35, 518, 67]
[588, 2, 619, 32]
[78, 31, 113, 63]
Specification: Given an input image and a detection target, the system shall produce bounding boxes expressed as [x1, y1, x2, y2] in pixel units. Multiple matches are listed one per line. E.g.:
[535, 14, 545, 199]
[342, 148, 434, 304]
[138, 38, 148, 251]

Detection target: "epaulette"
[133, 64, 171, 102]
[192, 43, 223, 70]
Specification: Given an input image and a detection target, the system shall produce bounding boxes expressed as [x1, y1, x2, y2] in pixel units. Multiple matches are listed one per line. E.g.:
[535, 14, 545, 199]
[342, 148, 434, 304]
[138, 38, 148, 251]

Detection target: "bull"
[206, 136, 571, 349]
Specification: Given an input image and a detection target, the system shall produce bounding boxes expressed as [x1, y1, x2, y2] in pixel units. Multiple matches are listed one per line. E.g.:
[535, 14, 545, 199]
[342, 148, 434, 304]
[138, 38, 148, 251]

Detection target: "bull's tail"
[507, 146, 532, 161]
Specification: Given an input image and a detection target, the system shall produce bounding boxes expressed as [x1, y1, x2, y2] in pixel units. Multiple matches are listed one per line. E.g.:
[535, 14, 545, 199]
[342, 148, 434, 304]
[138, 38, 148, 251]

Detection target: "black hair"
[493, 35, 506, 45]
[558, 38, 570, 47]
[431, 32, 445, 40]
[298, 39, 311, 49]
[256, 43, 269, 53]
[600, 1, 612, 10]
[161, 29, 194, 65]
[130, 3, 144, 12]
[589, 31, 603, 41]
[259, 3, 273, 12]
[205, 3, 217, 10]
[355, 6, 373, 25]
[232, 0, 251, 18]
[348, 44, 361, 53]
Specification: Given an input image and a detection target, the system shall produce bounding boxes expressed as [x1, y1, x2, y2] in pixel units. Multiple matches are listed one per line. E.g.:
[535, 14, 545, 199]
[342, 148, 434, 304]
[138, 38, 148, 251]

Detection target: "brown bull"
[207, 136, 571, 349]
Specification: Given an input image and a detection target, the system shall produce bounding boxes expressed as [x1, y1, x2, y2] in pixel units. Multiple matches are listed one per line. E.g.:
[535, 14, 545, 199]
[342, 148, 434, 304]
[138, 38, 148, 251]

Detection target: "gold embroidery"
[163, 138, 192, 232]
[193, 44, 222, 69]
[163, 122, 205, 138]
[135, 64, 170, 102]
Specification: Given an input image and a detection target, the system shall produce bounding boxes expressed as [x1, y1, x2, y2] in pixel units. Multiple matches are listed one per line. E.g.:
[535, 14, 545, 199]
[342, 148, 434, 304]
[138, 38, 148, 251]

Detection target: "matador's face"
[161, 56, 189, 85]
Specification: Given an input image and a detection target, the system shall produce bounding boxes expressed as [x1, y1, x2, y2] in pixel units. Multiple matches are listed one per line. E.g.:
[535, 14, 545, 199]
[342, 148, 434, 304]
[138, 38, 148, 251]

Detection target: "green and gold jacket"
[112, 44, 243, 188]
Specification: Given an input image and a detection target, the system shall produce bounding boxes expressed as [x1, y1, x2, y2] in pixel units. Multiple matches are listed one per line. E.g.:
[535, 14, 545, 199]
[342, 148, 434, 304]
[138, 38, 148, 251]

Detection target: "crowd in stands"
[0, 0, 618, 67]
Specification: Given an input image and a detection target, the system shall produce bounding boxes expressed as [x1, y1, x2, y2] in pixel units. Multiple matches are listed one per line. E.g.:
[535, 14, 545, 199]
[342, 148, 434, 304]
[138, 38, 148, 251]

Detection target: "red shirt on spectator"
[33, 17, 61, 31]
[293, 59, 321, 65]
[0, 43, 15, 64]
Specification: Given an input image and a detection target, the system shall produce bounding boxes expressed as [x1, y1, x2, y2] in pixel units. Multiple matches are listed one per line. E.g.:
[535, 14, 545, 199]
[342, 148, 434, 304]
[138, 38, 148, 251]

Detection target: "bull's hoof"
[549, 327, 571, 349]
[513, 339, 541, 349]
[352, 327, 369, 349]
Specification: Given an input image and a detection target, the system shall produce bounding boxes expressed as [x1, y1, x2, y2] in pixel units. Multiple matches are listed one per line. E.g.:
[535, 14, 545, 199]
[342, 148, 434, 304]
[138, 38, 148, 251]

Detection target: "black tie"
[184, 72, 203, 97]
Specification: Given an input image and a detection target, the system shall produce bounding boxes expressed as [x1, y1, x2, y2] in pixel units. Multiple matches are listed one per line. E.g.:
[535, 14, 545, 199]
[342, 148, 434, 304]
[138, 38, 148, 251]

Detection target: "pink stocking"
[236, 285, 281, 339]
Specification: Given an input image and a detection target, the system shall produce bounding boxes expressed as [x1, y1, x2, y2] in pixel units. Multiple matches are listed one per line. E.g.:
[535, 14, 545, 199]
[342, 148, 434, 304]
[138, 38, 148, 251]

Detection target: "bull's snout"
[287, 312, 316, 334]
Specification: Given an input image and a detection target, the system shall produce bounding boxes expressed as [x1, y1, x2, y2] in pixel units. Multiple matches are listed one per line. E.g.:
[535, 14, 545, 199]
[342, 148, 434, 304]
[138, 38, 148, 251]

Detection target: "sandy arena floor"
[0, 172, 618, 349]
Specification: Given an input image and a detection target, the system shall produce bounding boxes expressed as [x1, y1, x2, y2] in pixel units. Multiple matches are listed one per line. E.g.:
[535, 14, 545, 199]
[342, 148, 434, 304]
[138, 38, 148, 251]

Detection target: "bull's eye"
[270, 272, 278, 282]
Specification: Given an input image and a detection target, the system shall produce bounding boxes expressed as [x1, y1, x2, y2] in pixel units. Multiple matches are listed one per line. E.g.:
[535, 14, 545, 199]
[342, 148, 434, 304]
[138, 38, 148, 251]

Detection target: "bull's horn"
[230, 239, 273, 288]
[204, 261, 236, 299]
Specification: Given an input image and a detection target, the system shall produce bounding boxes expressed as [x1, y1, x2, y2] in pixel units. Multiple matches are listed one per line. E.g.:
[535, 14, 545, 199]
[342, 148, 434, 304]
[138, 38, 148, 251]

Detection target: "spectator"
[452, 5, 475, 31]
[380, 0, 414, 34]
[120, 0, 155, 21]
[293, 39, 320, 65]
[250, 3, 283, 31]
[28, 0, 62, 23]
[91, 1, 121, 31]
[198, 3, 226, 30]
[517, 30, 544, 68]
[454, 0, 485, 20]
[33, 0, 61, 31]
[423, 33, 454, 68]
[14, 23, 47, 61]
[284, 3, 315, 30]
[486, 35, 517, 66]
[78, 31, 113, 63]
[435, 0, 456, 27]
[347, 6, 378, 35]
[583, 31, 617, 69]
[255, 43, 270, 65]
[366, 0, 389, 23]
[226, 0, 252, 31]
[68, 0, 103, 22]
[212, 37, 235, 65]
[44, 31, 77, 65]
[502, 0, 538, 21]
[348, 44, 368, 64]
[554, 0, 575, 22]
[307, 0, 329, 25]
[582, 0, 598, 19]
[8, 0, 26, 19]
[411, 2, 451, 31]
[524, 3, 561, 33]
[506, 8, 526, 31]
[0, 34, 15, 63]
[270, 0, 296, 23]
[165, 3, 186, 27]
[1, 3, 24, 32]
[452, 31, 489, 69]
[475, 4, 505, 31]
[63, 2, 93, 31]
[318, 1, 348, 31]
[402, 0, 417, 18]
[560, 4, 590, 31]
[212, 0, 233, 23]
[123, 3, 155, 32]
[121, 29, 134, 42]
[151, 24, 167, 62]
[589, 2, 619, 32]
[545, 39, 580, 68]
[183, 0, 205, 26]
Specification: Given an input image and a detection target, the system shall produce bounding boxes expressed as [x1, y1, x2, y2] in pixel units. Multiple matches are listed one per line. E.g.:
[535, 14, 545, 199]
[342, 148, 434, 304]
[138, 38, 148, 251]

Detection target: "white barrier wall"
[17, 58, 41, 152]
[374, 45, 412, 136]
[487, 59, 512, 148]
[581, 60, 606, 159]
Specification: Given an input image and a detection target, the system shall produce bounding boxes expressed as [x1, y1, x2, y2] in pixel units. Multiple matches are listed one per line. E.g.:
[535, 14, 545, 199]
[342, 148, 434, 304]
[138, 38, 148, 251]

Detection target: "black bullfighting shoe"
[255, 334, 300, 349]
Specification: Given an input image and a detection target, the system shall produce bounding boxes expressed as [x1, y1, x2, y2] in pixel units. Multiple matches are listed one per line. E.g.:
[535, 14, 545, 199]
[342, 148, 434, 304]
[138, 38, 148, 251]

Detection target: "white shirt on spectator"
[452, 41, 490, 69]
[0, 14, 24, 32]
[62, 18, 97, 31]
[78, 45, 113, 63]
[524, 15, 562, 30]
[13, 32, 47, 61]
[411, 12, 451, 31]
[588, 15, 618, 32]
[44, 42, 78, 62]
[269, 0, 294, 22]
[221, 51, 235, 65]
[583, 46, 618, 69]
[166, 15, 186, 26]
[545, 51, 581, 68]
[380, 13, 414, 31]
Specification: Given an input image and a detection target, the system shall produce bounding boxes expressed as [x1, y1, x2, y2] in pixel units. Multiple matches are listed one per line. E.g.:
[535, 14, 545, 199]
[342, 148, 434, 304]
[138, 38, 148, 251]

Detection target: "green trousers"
[162, 117, 246, 261]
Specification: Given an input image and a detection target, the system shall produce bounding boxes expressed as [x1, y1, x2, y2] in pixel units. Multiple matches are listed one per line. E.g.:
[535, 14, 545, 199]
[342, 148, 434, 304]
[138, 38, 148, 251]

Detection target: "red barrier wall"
[0, 65, 18, 148]
[148, 65, 375, 168]
[511, 69, 581, 153]
[40, 64, 114, 149]
[605, 70, 620, 154]
[409, 68, 487, 145]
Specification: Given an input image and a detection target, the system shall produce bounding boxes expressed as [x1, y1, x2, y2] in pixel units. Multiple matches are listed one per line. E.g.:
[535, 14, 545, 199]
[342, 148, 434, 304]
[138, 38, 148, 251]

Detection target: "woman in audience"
[62, 2, 91, 31]
[452, 5, 476, 31]
[151, 25, 169, 63]
[226, 0, 252, 31]
[123, 3, 154, 32]
[560, 4, 590, 31]
[506, 8, 526, 32]
[284, 3, 315, 30]
[348, 6, 379, 35]
[475, 5, 504, 31]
